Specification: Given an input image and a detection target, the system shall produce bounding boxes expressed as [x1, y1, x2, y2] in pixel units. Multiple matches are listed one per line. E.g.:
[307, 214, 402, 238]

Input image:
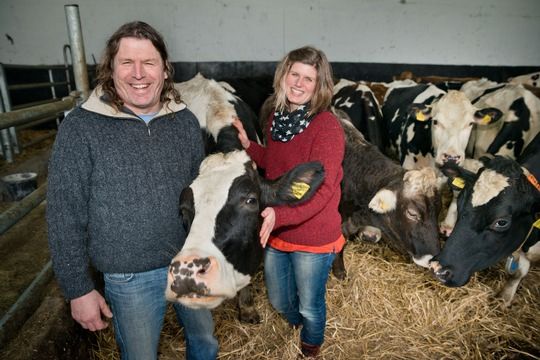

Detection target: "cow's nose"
[429, 260, 452, 282]
[168, 256, 217, 298]
[442, 153, 461, 164]
[434, 267, 452, 282]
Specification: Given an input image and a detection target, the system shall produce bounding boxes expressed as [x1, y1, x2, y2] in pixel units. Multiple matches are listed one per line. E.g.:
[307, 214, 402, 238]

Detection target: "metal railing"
[0, 5, 90, 349]
[0, 63, 75, 163]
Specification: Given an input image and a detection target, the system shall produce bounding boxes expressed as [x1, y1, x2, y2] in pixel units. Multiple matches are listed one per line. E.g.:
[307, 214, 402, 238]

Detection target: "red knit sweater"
[247, 110, 345, 249]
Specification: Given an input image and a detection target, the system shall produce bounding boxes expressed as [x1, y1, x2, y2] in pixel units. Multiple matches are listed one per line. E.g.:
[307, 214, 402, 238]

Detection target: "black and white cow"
[508, 71, 540, 88]
[332, 116, 445, 278]
[332, 79, 386, 151]
[382, 84, 483, 170]
[459, 78, 504, 103]
[467, 84, 540, 161]
[439, 83, 540, 235]
[382, 82, 540, 235]
[430, 139, 540, 305]
[165, 74, 325, 314]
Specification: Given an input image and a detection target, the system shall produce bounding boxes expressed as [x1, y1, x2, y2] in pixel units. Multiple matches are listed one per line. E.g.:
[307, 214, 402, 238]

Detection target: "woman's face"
[284, 62, 318, 111]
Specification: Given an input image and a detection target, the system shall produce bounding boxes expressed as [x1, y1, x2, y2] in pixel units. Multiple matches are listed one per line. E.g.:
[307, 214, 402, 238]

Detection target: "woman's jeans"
[104, 266, 218, 360]
[264, 246, 336, 346]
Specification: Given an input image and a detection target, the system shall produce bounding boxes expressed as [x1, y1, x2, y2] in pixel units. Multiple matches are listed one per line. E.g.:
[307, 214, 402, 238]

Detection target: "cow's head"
[428, 90, 503, 167]
[165, 150, 324, 309]
[430, 156, 540, 287]
[368, 167, 445, 267]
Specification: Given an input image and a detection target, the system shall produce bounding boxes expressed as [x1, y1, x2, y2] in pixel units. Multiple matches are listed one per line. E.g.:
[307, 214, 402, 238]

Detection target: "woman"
[234, 46, 345, 358]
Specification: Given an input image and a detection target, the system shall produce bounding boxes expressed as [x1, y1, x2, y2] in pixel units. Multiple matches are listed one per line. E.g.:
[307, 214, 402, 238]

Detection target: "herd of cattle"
[163, 71, 540, 319]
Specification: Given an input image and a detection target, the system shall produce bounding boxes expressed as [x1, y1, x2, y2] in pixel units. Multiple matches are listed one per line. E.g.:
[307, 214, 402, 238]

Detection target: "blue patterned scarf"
[271, 104, 314, 142]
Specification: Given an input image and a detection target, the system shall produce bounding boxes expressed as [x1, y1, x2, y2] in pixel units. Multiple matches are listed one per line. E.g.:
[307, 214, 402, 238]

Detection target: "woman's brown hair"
[273, 46, 334, 116]
[95, 21, 180, 110]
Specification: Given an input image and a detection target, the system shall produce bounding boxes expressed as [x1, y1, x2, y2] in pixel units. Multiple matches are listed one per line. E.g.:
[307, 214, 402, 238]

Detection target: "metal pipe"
[0, 64, 11, 112]
[8, 81, 69, 91]
[0, 261, 53, 349]
[64, 44, 73, 93]
[0, 63, 13, 161]
[65, 5, 90, 99]
[17, 115, 58, 130]
[0, 183, 47, 236]
[0, 94, 78, 130]
[0, 64, 67, 70]
[0, 129, 13, 162]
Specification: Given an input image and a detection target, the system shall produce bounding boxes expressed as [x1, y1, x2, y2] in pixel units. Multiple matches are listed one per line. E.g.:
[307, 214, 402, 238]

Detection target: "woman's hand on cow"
[232, 117, 251, 149]
[70, 289, 113, 331]
[259, 207, 275, 248]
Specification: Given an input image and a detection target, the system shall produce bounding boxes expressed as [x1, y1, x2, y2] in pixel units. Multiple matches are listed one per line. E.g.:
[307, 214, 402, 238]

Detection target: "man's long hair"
[96, 21, 181, 110]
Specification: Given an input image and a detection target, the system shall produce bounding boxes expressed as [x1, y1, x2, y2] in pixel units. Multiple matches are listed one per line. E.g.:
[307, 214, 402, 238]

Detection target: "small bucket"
[1, 172, 38, 201]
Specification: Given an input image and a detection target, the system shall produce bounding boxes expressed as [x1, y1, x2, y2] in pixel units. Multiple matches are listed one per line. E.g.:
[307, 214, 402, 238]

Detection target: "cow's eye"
[405, 208, 420, 221]
[490, 218, 510, 232]
[245, 197, 258, 205]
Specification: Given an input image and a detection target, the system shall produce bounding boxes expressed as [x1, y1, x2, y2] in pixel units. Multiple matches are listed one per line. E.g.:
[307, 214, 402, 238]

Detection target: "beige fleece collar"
[81, 85, 186, 119]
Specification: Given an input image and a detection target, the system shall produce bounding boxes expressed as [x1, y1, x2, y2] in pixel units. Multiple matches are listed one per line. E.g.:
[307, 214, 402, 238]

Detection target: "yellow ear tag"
[533, 218, 540, 229]
[452, 177, 465, 189]
[481, 114, 491, 125]
[416, 111, 426, 121]
[291, 182, 310, 199]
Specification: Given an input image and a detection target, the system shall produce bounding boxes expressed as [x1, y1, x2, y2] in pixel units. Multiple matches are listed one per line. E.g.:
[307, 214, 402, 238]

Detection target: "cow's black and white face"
[166, 150, 324, 309]
[430, 157, 540, 287]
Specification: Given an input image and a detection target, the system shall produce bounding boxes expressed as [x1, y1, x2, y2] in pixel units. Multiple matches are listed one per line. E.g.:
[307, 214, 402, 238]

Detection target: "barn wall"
[1, 0, 539, 67]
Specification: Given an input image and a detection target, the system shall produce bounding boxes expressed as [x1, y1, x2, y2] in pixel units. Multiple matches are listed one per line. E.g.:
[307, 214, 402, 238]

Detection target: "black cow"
[332, 116, 445, 279]
[165, 74, 325, 318]
[430, 137, 540, 305]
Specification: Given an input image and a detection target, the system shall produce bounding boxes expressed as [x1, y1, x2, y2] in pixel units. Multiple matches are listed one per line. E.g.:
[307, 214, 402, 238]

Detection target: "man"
[47, 21, 218, 360]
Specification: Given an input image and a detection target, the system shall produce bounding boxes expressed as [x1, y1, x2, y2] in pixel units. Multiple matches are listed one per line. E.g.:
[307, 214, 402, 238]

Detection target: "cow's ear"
[369, 189, 397, 214]
[440, 162, 477, 191]
[473, 108, 503, 126]
[179, 187, 195, 233]
[409, 104, 431, 122]
[261, 161, 325, 206]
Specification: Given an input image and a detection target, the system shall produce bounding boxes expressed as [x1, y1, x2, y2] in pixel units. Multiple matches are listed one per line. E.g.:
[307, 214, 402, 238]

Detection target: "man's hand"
[70, 289, 113, 331]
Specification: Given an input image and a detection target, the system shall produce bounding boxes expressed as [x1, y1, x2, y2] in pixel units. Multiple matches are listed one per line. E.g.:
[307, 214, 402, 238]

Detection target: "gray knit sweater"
[47, 88, 204, 300]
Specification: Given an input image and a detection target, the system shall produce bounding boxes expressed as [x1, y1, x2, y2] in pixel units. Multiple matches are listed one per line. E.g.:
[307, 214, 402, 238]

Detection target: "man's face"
[112, 37, 167, 115]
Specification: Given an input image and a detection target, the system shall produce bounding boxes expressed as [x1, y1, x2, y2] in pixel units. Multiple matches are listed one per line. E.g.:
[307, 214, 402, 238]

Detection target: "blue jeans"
[104, 266, 218, 360]
[264, 247, 336, 346]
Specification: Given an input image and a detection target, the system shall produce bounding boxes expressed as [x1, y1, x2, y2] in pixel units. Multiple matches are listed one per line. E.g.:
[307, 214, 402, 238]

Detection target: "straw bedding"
[92, 241, 539, 360]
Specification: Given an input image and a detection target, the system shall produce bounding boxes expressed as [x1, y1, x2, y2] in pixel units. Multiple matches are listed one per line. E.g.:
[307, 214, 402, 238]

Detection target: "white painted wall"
[1, 0, 539, 66]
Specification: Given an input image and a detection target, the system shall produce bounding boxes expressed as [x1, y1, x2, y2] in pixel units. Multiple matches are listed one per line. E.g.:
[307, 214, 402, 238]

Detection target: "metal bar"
[0, 64, 67, 70]
[0, 64, 11, 112]
[64, 45, 73, 93]
[0, 63, 14, 160]
[8, 122, 19, 155]
[17, 115, 58, 130]
[0, 94, 77, 130]
[65, 5, 90, 99]
[0, 183, 47, 236]
[0, 261, 53, 349]
[12, 98, 61, 111]
[0, 128, 13, 162]
[8, 81, 69, 91]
